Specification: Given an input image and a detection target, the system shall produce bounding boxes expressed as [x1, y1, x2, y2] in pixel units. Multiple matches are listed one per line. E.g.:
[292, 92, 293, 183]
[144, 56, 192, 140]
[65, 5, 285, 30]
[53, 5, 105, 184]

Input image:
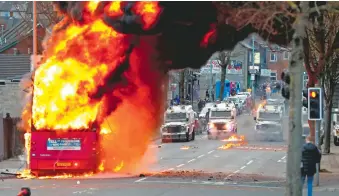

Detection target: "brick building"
[267, 46, 290, 81]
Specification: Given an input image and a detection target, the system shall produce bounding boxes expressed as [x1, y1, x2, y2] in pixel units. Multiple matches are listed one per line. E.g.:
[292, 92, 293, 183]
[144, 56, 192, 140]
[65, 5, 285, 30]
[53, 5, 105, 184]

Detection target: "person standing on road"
[301, 135, 322, 196]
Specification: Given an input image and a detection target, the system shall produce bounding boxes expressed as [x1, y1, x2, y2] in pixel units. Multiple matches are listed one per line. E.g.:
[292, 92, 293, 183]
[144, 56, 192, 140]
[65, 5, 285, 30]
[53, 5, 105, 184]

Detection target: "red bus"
[29, 127, 100, 176]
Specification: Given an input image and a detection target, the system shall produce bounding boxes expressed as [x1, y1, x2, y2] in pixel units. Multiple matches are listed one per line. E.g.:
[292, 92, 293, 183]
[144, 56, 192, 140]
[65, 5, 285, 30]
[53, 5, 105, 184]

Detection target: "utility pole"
[33, 1, 37, 67]
[251, 35, 256, 107]
[286, 2, 308, 196]
[210, 61, 213, 101]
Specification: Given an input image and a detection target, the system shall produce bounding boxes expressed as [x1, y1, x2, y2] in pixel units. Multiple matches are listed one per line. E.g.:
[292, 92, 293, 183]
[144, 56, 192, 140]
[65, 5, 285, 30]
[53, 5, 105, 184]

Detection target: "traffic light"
[281, 71, 290, 99]
[308, 87, 322, 120]
[302, 89, 308, 108]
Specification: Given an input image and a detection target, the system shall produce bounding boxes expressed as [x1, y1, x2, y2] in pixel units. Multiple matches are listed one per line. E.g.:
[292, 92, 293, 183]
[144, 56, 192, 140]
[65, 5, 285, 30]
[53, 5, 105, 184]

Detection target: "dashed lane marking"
[224, 160, 254, 181]
[135, 177, 147, 182]
[187, 159, 196, 163]
[176, 164, 185, 168]
[197, 154, 205, 159]
[277, 155, 287, 163]
[207, 150, 215, 154]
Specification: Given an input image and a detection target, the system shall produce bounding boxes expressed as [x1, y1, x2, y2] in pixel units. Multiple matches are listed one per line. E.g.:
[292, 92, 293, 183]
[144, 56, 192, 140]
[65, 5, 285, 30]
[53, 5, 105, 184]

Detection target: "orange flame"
[221, 134, 245, 142]
[180, 146, 190, 150]
[133, 2, 162, 30]
[218, 143, 244, 150]
[219, 135, 247, 150]
[20, 1, 164, 177]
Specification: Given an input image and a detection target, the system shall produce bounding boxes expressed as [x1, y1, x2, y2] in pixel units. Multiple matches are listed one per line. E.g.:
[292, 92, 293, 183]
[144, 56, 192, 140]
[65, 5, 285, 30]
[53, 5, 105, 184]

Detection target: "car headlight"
[181, 126, 186, 131]
[162, 127, 168, 132]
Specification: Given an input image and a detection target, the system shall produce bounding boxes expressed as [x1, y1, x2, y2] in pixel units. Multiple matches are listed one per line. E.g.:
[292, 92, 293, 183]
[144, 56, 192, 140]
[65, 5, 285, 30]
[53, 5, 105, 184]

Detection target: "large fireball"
[20, 1, 165, 174]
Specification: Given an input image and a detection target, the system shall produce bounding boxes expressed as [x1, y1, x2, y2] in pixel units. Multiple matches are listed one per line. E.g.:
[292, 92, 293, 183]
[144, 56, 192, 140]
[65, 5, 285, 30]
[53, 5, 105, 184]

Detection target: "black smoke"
[54, 1, 328, 71]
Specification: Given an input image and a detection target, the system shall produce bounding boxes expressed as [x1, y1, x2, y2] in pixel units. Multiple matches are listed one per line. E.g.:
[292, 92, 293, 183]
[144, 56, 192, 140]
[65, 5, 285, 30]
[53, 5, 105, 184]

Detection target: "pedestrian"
[301, 135, 322, 196]
[198, 99, 203, 112]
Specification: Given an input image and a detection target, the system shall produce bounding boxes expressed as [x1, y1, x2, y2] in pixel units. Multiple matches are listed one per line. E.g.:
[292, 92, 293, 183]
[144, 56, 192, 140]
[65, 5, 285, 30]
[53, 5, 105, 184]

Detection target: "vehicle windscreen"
[166, 113, 186, 121]
[228, 98, 239, 103]
[211, 111, 232, 118]
[258, 112, 280, 121]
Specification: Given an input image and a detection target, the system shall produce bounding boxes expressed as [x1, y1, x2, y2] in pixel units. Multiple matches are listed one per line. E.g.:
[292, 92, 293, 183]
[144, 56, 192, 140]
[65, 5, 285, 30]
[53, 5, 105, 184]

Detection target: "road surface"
[1, 114, 337, 195]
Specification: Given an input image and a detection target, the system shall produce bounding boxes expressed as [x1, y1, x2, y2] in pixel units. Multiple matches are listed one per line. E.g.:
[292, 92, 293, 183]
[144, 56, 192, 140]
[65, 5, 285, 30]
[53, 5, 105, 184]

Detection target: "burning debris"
[218, 135, 247, 150]
[220, 135, 245, 142]
[180, 146, 190, 150]
[180, 145, 198, 150]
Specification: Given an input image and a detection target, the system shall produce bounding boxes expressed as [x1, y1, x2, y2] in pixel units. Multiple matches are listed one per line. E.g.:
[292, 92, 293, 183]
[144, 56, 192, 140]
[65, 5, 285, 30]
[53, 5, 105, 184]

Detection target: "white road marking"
[167, 168, 174, 171]
[136, 180, 284, 189]
[197, 154, 205, 158]
[207, 150, 215, 154]
[214, 182, 225, 185]
[224, 174, 233, 180]
[240, 166, 246, 170]
[246, 160, 253, 165]
[187, 158, 196, 163]
[176, 164, 185, 168]
[233, 170, 240, 173]
[135, 177, 147, 182]
[282, 156, 286, 159]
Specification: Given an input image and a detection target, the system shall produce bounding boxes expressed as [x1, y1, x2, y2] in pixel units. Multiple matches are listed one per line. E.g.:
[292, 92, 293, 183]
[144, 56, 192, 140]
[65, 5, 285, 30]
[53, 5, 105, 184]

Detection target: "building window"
[270, 72, 277, 81]
[283, 51, 289, 60]
[270, 52, 277, 62]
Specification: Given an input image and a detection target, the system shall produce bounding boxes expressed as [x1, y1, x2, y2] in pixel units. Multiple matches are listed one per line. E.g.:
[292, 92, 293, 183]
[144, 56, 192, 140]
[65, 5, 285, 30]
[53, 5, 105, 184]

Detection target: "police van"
[254, 104, 283, 141]
[207, 103, 237, 140]
[161, 105, 196, 142]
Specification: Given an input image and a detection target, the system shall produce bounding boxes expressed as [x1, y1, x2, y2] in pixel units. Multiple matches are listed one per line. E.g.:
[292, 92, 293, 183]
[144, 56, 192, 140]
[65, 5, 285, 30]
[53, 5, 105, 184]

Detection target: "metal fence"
[0, 117, 24, 161]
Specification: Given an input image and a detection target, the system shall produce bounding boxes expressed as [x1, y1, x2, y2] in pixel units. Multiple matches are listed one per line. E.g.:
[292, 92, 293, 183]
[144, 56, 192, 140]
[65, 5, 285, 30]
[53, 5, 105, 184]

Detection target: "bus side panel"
[30, 132, 98, 171]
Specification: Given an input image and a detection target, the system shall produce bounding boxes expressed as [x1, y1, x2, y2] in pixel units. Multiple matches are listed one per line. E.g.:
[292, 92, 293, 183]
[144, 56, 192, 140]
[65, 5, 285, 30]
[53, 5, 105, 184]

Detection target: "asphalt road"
[1, 113, 337, 195]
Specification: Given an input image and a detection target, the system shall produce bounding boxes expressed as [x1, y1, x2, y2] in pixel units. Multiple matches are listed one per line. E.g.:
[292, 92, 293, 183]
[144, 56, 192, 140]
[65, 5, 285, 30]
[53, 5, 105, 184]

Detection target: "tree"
[217, 51, 231, 101]
[304, 11, 339, 152]
[15, 1, 61, 28]
[13, 2, 62, 53]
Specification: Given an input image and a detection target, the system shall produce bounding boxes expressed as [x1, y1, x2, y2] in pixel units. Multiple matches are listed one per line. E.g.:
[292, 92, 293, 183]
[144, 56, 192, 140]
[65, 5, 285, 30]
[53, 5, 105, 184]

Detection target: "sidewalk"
[0, 156, 26, 179]
[317, 144, 339, 191]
